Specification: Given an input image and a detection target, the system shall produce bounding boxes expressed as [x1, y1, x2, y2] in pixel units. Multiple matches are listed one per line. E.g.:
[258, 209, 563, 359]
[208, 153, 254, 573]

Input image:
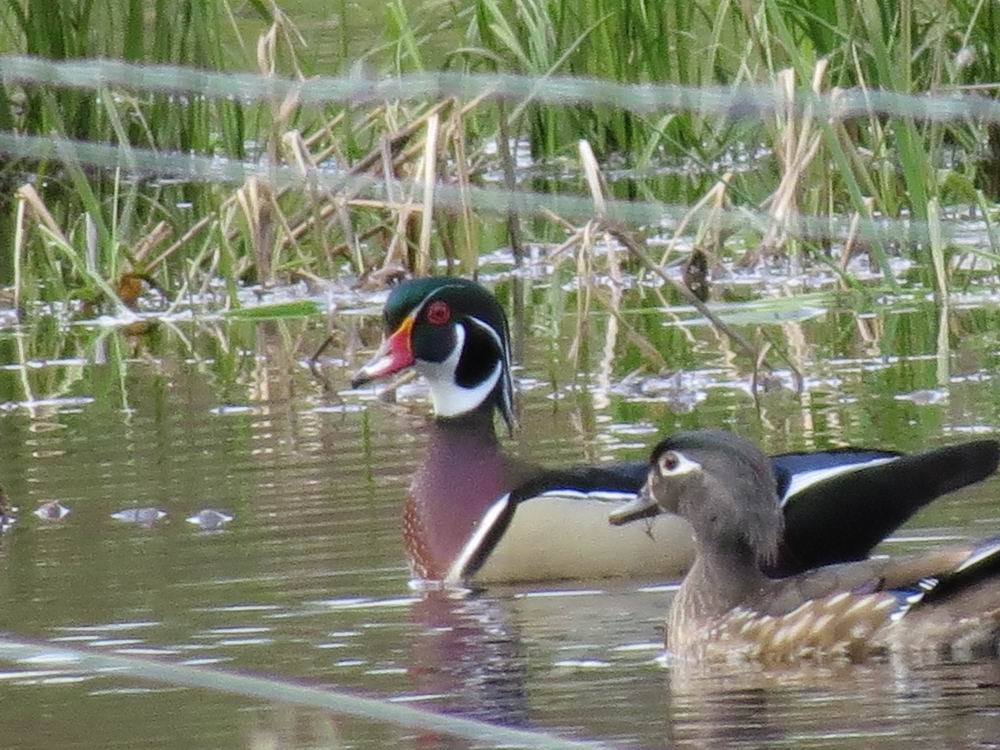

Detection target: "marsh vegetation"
[1, 0, 999, 326]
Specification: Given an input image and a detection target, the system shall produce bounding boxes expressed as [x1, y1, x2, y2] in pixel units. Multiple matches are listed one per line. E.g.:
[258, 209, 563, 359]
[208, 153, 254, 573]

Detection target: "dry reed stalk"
[578, 139, 623, 283]
[17, 184, 136, 316]
[17, 184, 72, 245]
[590, 286, 670, 371]
[548, 227, 587, 263]
[541, 208, 578, 234]
[566, 220, 597, 370]
[382, 156, 423, 272]
[839, 203, 864, 272]
[284, 129, 341, 273]
[278, 101, 453, 255]
[578, 140, 607, 216]
[143, 107, 359, 274]
[13, 192, 26, 313]
[145, 93, 462, 286]
[496, 102, 524, 269]
[593, 280, 622, 410]
[235, 177, 276, 284]
[416, 113, 440, 275]
[752, 63, 827, 261]
[336, 199, 364, 274]
[450, 106, 477, 274]
[574, 140, 759, 366]
[602, 218, 765, 366]
[331, 225, 394, 267]
[131, 222, 172, 266]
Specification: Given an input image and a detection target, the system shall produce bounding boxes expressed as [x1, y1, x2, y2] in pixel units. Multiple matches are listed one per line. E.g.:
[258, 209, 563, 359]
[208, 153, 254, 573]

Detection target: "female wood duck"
[351, 277, 1000, 586]
[610, 429, 1000, 661]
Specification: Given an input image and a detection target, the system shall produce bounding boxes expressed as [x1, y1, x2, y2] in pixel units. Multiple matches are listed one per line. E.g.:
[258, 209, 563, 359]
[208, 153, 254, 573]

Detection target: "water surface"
[1, 279, 1000, 748]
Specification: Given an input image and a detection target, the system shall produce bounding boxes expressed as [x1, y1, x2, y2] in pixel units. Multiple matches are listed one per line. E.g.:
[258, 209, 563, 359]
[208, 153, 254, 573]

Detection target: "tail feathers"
[890, 534, 1000, 620]
[773, 439, 999, 577]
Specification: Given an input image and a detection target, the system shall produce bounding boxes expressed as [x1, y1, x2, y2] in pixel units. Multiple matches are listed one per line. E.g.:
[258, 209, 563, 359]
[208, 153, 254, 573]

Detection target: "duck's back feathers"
[773, 440, 1000, 576]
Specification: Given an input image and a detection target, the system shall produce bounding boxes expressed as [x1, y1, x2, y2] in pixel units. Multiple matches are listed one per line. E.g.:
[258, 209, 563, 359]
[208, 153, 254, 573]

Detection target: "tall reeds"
[1, 0, 998, 318]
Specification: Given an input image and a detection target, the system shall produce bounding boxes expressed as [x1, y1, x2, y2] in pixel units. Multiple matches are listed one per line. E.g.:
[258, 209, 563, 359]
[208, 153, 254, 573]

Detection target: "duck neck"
[679, 538, 769, 615]
[432, 400, 500, 438]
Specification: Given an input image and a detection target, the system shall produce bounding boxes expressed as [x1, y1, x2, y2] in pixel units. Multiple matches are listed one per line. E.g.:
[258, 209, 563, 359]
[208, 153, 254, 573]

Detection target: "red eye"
[426, 300, 451, 325]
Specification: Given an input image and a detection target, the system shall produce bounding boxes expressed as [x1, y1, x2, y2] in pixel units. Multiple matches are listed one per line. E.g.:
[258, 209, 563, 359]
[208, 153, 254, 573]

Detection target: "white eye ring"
[657, 451, 700, 476]
[659, 451, 680, 474]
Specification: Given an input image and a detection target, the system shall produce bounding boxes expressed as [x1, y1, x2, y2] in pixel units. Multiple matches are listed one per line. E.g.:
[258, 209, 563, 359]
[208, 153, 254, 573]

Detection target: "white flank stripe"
[536, 490, 638, 503]
[445, 494, 511, 584]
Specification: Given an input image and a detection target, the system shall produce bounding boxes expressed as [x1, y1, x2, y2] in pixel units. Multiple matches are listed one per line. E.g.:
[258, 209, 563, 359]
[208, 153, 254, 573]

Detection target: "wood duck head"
[615, 430, 785, 568]
[351, 277, 527, 582]
[352, 277, 515, 433]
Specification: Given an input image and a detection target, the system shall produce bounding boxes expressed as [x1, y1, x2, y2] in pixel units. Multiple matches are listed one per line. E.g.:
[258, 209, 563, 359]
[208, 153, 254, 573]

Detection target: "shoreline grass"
[0, 0, 998, 323]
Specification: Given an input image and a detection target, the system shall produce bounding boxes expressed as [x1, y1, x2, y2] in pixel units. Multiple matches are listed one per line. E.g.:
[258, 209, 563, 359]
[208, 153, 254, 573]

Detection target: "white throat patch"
[418, 323, 502, 418]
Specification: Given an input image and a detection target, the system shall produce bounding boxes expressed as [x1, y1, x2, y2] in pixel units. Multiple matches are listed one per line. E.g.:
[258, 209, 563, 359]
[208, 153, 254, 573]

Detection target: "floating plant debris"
[186, 510, 233, 530]
[209, 405, 257, 416]
[895, 389, 949, 405]
[0, 485, 15, 533]
[111, 508, 167, 526]
[34, 501, 71, 520]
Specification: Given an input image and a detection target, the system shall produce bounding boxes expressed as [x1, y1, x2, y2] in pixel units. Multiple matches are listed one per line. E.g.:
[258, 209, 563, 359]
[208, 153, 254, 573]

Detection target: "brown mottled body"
[615, 430, 1000, 663]
[670, 562, 1000, 662]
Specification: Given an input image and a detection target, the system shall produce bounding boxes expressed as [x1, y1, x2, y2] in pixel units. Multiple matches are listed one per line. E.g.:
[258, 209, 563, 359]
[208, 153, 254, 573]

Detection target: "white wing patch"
[781, 456, 896, 505]
[953, 537, 1000, 574]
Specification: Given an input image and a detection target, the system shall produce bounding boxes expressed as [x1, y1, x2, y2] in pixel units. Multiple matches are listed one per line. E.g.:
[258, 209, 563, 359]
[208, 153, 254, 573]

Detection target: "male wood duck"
[610, 429, 1000, 661]
[351, 277, 1000, 585]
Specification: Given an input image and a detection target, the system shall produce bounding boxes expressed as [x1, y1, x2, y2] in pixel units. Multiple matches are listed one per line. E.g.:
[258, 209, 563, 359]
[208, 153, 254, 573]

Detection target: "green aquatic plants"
[0, 0, 270, 310]
[461, 0, 999, 252]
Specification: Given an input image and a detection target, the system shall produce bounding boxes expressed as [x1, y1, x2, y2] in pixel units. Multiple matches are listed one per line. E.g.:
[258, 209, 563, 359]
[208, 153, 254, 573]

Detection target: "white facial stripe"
[466, 314, 504, 352]
[419, 323, 502, 417]
[466, 314, 514, 416]
[662, 452, 702, 476]
[409, 283, 468, 320]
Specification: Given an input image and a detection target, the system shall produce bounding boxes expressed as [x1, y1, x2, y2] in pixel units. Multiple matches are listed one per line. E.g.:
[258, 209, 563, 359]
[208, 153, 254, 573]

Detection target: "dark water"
[1, 279, 1000, 748]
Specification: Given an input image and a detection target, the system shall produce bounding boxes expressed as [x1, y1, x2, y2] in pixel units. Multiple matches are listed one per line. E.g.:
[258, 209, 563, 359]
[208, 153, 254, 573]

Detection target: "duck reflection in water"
[408, 591, 528, 719]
